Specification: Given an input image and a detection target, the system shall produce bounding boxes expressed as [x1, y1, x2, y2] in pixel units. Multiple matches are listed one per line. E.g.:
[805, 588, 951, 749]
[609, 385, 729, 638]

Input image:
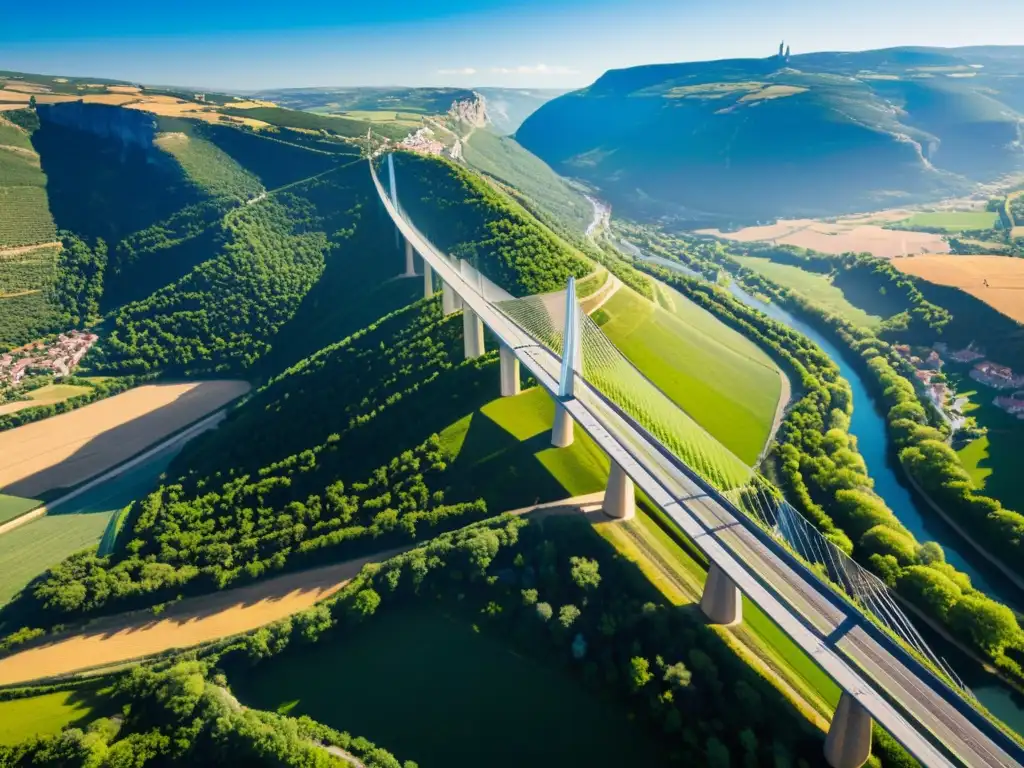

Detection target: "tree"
[569, 556, 601, 592]
[897, 566, 962, 620]
[629, 656, 653, 691]
[948, 594, 1020, 655]
[535, 602, 553, 622]
[706, 737, 731, 768]
[348, 588, 382, 623]
[663, 661, 692, 690]
[558, 604, 581, 629]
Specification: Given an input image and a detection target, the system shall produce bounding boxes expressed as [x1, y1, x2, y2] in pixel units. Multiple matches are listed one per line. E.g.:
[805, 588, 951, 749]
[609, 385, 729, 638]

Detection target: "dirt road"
[0, 495, 605, 686]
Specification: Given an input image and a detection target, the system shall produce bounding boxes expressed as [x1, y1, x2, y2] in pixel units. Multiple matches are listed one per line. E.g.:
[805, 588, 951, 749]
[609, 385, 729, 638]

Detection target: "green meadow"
[900, 211, 999, 232]
[732, 256, 884, 329]
[597, 286, 783, 465]
[0, 686, 110, 746]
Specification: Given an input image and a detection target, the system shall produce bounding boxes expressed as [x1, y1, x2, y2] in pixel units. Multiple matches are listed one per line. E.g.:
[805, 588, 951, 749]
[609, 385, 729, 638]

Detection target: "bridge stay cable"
[366, 144, 1024, 767]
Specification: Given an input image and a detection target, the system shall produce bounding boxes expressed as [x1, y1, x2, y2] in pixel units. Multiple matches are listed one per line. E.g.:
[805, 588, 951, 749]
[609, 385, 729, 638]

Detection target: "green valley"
[3, 28, 1024, 768]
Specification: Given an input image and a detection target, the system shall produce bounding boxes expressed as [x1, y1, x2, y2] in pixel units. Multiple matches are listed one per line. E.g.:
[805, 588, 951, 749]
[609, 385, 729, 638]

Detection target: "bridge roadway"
[370, 160, 1022, 767]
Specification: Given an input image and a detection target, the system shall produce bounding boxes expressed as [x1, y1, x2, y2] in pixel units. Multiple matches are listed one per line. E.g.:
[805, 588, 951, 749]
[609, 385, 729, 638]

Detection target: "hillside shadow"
[443, 409, 568, 512]
[1, 381, 245, 502]
[830, 271, 903, 319]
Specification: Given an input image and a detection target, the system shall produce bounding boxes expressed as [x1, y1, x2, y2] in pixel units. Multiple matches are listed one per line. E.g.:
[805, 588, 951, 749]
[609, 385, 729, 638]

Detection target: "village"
[895, 342, 1024, 426]
[0, 331, 99, 391]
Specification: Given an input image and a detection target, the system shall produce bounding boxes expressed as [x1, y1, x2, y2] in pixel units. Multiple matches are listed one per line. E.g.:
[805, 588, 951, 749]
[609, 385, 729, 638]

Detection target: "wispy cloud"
[437, 67, 477, 75]
[489, 64, 578, 75]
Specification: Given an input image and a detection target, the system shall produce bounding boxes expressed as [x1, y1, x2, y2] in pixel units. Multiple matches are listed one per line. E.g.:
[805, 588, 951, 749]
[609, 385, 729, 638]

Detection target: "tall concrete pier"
[423, 261, 434, 298]
[500, 344, 520, 397]
[551, 401, 573, 447]
[604, 461, 635, 519]
[404, 239, 415, 277]
[463, 308, 484, 359]
[700, 563, 742, 625]
[442, 281, 459, 315]
[824, 693, 872, 768]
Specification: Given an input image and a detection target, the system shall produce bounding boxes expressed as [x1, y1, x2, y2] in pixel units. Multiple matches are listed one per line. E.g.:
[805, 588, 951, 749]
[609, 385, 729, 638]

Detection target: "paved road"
[372, 158, 1023, 767]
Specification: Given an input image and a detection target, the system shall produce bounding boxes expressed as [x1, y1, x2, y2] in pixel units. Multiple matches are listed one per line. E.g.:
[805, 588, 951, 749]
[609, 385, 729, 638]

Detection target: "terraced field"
[0, 242, 60, 347]
[0, 187, 56, 248]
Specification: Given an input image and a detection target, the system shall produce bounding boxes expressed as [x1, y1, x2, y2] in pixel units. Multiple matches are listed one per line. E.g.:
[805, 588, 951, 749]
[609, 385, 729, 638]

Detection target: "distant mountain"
[248, 86, 477, 115]
[473, 88, 568, 134]
[249, 85, 564, 135]
[516, 46, 1024, 225]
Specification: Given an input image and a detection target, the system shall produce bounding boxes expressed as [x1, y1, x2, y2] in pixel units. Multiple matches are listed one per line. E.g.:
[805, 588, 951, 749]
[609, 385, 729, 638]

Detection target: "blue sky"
[3, 0, 1022, 91]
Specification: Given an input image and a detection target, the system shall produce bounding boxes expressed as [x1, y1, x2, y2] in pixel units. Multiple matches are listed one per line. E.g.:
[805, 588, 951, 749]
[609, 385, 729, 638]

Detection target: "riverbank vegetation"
[635, 254, 1024, 687]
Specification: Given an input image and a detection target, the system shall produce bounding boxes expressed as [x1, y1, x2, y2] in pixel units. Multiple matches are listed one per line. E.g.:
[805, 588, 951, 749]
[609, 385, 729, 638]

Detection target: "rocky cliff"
[36, 102, 158, 149]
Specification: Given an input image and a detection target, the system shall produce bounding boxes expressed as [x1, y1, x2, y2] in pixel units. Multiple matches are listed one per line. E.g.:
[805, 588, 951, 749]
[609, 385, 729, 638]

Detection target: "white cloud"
[437, 67, 477, 75]
[489, 64, 578, 76]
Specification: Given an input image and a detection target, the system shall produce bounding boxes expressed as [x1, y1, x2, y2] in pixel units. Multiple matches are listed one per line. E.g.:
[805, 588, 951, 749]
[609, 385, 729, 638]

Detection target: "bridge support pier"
[404, 239, 415, 277]
[603, 461, 635, 520]
[423, 261, 434, 299]
[824, 693, 872, 768]
[700, 563, 742, 625]
[442, 282, 461, 316]
[499, 344, 520, 397]
[551, 402, 574, 448]
[463, 308, 485, 359]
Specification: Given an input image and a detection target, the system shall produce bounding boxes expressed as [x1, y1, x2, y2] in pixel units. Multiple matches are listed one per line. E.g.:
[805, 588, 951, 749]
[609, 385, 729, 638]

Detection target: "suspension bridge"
[369, 146, 1024, 768]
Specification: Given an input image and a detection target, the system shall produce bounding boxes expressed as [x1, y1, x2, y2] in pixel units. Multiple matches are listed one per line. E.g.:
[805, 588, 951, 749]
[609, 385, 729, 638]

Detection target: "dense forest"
[389, 152, 592, 296]
[0, 663, 413, 768]
[638, 260, 1024, 686]
[201, 514, 917, 767]
[0, 299, 506, 634]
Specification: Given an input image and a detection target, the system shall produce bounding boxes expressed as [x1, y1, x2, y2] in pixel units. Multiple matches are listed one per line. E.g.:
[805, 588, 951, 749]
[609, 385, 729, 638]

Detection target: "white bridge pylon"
[557, 276, 582, 399]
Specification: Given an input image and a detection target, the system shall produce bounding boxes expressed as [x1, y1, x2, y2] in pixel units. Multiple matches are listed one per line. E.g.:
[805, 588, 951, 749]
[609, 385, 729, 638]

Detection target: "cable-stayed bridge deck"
[369, 149, 1024, 768]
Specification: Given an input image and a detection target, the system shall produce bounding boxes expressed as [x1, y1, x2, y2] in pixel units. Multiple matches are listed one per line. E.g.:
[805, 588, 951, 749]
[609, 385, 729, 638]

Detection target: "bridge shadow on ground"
[0, 381, 247, 502]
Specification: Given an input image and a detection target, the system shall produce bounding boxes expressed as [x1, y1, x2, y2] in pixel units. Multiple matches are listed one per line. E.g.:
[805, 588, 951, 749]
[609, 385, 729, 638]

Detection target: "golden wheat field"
[893, 254, 1024, 323]
[0, 381, 250, 498]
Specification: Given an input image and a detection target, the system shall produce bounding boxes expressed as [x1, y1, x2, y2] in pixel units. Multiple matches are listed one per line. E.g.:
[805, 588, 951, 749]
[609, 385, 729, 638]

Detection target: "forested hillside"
[518, 46, 1024, 223]
[0, 147, 608, 629]
[391, 152, 591, 295]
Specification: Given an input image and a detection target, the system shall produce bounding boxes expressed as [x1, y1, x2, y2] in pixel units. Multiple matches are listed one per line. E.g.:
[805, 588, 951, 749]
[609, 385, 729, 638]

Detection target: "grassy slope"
[598, 285, 782, 465]
[954, 392, 1024, 514]
[0, 116, 60, 348]
[439, 387, 610, 510]
[0, 443, 183, 608]
[733, 255, 884, 328]
[462, 130, 593, 233]
[0, 686, 110, 746]
[0, 494, 39, 525]
[231, 606, 668, 768]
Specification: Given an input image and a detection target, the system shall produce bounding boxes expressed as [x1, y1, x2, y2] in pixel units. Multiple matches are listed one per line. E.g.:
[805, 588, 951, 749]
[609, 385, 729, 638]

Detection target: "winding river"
[634, 249, 1024, 733]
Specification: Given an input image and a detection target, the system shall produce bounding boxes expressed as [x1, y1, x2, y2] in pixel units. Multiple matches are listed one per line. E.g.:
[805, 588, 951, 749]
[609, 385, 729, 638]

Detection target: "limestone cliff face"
[36, 102, 158, 149]
[447, 93, 488, 129]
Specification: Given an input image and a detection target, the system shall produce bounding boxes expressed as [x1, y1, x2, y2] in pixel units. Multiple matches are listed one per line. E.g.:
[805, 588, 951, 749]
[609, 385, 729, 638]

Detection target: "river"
[632, 248, 1024, 732]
